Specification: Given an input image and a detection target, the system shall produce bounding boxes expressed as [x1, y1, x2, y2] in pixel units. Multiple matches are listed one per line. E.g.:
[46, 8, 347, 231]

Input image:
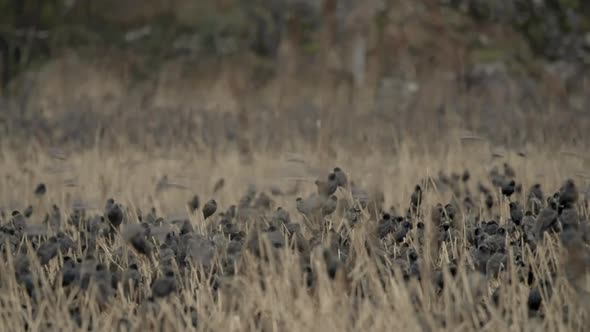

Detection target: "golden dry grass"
[1, 139, 590, 331]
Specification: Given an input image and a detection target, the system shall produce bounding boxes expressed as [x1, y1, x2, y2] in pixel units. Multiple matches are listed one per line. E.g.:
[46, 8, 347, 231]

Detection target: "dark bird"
[443, 203, 457, 222]
[187, 194, 200, 213]
[296, 195, 323, 219]
[37, 237, 60, 265]
[151, 269, 177, 298]
[273, 207, 291, 225]
[393, 221, 412, 243]
[501, 179, 516, 198]
[122, 263, 142, 293]
[23, 205, 33, 218]
[323, 248, 341, 280]
[431, 204, 444, 227]
[410, 185, 422, 215]
[485, 193, 494, 210]
[559, 206, 578, 228]
[202, 199, 217, 219]
[527, 287, 542, 311]
[503, 163, 516, 178]
[315, 174, 338, 198]
[129, 233, 153, 257]
[527, 184, 544, 214]
[34, 183, 47, 197]
[559, 179, 578, 208]
[473, 243, 492, 274]
[61, 256, 79, 287]
[377, 214, 395, 238]
[522, 211, 536, 235]
[509, 202, 523, 226]
[486, 251, 507, 278]
[462, 170, 470, 182]
[212, 178, 225, 194]
[321, 195, 338, 216]
[105, 199, 124, 230]
[254, 192, 272, 210]
[9, 211, 27, 232]
[333, 167, 348, 188]
[535, 205, 559, 239]
[180, 220, 194, 235]
[528, 183, 544, 200]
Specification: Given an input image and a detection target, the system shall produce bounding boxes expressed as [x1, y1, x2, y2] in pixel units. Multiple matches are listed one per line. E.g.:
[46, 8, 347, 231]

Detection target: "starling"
[105, 199, 123, 230]
[486, 252, 507, 278]
[528, 183, 544, 200]
[333, 167, 348, 188]
[61, 256, 79, 287]
[527, 184, 544, 214]
[37, 237, 60, 265]
[254, 192, 272, 210]
[377, 218, 395, 239]
[315, 174, 338, 198]
[9, 211, 27, 232]
[323, 248, 341, 280]
[559, 207, 578, 228]
[501, 179, 516, 198]
[535, 205, 558, 239]
[122, 263, 142, 292]
[443, 203, 457, 222]
[151, 269, 177, 299]
[226, 205, 237, 219]
[430, 203, 444, 226]
[489, 167, 504, 187]
[265, 230, 285, 248]
[410, 185, 422, 215]
[187, 194, 200, 213]
[212, 178, 225, 194]
[23, 205, 33, 218]
[509, 202, 523, 226]
[485, 193, 494, 210]
[34, 183, 47, 197]
[273, 207, 291, 225]
[45, 204, 62, 230]
[129, 233, 153, 257]
[527, 288, 542, 311]
[296, 195, 323, 219]
[462, 170, 470, 182]
[393, 221, 412, 243]
[202, 199, 217, 219]
[559, 179, 578, 208]
[503, 163, 516, 178]
[180, 219, 194, 235]
[346, 206, 362, 226]
[473, 244, 492, 274]
[321, 195, 338, 216]
[484, 220, 500, 235]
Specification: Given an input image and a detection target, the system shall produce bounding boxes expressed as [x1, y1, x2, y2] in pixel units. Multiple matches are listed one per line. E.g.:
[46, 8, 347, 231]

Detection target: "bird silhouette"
[202, 199, 217, 220]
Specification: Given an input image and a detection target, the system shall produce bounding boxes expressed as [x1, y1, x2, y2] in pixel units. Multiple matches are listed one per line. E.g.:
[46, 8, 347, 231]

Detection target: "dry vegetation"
[2, 2, 590, 331]
[1, 138, 590, 331]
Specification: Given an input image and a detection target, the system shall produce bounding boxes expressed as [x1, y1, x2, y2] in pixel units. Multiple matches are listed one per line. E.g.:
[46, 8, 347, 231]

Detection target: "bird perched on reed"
[105, 198, 124, 231]
[316, 173, 338, 198]
[509, 202, 523, 226]
[187, 194, 200, 213]
[151, 269, 177, 299]
[202, 199, 217, 220]
[321, 195, 338, 217]
[410, 185, 422, 215]
[333, 167, 348, 188]
[559, 179, 578, 208]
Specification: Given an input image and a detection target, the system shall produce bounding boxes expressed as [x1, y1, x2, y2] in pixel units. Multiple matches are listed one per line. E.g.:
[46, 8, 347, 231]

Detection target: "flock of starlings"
[1, 162, 589, 329]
